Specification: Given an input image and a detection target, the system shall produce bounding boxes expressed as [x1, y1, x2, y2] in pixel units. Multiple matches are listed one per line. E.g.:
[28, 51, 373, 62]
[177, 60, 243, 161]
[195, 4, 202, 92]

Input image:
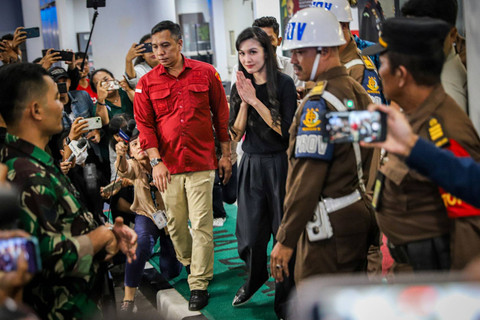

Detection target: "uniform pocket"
[188, 84, 209, 108]
[151, 88, 171, 115]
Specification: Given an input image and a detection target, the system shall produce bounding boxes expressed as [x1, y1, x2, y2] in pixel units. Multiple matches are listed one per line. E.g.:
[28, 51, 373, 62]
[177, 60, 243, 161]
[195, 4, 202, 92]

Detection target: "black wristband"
[97, 101, 106, 106]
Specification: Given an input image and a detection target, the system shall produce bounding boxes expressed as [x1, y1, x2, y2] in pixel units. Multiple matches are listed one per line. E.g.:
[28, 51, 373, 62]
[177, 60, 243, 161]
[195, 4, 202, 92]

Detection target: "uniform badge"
[214, 71, 222, 82]
[295, 99, 333, 161]
[366, 76, 380, 94]
[428, 117, 449, 148]
[310, 80, 326, 96]
[362, 56, 375, 70]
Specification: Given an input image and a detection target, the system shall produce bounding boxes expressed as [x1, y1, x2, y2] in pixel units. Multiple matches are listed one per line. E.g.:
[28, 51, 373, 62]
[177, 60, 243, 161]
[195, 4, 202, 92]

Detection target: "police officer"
[362, 17, 480, 271]
[322, 0, 385, 105]
[270, 8, 378, 283]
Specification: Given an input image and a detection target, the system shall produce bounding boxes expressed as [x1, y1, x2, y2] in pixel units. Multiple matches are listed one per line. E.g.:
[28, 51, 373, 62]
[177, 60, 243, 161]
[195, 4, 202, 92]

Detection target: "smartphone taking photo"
[140, 42, 153, 53]
[0, 236, 42, 273]
[23, 27, 40, 39]
[41, 49, 74, 61]
[324, 110, 387, 143]
[57, 82, 68, 94]
[80, 116, 102, 130]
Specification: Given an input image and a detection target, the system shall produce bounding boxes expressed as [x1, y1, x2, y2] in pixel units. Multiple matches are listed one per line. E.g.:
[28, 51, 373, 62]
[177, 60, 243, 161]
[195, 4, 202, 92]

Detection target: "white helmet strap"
[310, 49, 322, 81]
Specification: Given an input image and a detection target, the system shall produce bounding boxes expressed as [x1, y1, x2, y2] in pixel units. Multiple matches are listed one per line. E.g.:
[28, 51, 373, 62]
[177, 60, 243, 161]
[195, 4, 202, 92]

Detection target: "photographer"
[0, 27, 26, 66]
[114, 124, 182, 314]
[124, 34, 159, 89]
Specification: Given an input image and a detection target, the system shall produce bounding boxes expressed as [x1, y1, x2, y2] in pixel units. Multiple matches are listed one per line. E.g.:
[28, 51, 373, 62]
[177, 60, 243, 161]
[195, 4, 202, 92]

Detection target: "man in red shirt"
[134, 20, 232, 311]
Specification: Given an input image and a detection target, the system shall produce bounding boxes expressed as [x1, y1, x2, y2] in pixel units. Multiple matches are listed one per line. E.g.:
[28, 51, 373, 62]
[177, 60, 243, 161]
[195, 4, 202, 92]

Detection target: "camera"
[41, 49, 74, 61]
[0, 236, 42, 273]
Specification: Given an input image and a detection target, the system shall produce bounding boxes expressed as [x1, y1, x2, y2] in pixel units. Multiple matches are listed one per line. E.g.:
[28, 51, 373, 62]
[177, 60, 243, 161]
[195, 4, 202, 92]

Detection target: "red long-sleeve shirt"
[134, 56, 229, 174]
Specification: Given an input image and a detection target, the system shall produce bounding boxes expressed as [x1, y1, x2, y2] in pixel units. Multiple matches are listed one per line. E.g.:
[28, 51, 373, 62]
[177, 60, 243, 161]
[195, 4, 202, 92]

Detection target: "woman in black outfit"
[229, 27, 297, 319]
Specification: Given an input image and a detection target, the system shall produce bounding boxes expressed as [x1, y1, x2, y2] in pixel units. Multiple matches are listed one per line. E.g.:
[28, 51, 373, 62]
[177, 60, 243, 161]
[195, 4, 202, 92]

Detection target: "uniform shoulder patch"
[310, 80, 327, 96]
[428, 117, 449, 148]
[214, 71, 222, 82]
[362, 56, 375, 70]
[295, 98, 334, 161]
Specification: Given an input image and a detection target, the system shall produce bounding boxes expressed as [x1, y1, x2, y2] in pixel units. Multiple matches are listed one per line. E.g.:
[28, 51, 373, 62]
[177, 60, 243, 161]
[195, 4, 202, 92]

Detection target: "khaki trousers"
[161, 170, 215, 290]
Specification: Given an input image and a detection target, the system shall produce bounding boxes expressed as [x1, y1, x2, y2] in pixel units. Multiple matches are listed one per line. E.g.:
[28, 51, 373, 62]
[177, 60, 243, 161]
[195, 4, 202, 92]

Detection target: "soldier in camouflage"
[0, 63, 138, 320]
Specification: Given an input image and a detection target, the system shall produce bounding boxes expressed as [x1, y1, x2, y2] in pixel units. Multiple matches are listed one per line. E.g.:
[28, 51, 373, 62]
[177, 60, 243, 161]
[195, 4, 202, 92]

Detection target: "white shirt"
[441, 46, 468, 113]
[125, 61, 153, 89]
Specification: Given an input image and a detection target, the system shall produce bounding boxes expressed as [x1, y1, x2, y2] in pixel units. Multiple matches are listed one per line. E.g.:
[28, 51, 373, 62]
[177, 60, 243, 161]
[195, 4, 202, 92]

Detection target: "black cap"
[48, 66, 69, 82]
[361, 17, 450, 56]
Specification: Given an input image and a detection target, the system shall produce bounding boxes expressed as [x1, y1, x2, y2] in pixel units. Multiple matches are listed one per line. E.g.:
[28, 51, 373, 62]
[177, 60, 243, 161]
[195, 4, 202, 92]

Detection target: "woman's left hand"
[236, 71, 257, 106]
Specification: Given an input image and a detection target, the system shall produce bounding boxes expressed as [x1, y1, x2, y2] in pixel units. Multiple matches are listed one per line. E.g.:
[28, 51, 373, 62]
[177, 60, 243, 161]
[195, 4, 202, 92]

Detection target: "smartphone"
[324, 110, 387, 143]
[57, 82, 68, 94]
[100, 80, 120, 91]
[140, 42, 153, 53]
[0, 236, 42, 273]
[23, 27, 40, 39]
[102, 179, 123, 194]
[41, 49, 74, 61]
[80, 116, 102, 130]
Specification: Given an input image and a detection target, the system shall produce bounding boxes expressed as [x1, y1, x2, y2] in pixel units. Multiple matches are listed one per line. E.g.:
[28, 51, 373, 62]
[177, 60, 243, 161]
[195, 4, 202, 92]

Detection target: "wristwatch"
[150, 158, 163, 167]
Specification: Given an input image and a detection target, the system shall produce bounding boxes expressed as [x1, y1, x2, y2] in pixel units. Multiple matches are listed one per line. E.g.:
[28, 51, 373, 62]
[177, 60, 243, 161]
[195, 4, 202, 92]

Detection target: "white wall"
[210, 0, 228, 80]
[20, 0, 43, 61]
[465, 0, 480, 133]
[223, 0, 254, 80]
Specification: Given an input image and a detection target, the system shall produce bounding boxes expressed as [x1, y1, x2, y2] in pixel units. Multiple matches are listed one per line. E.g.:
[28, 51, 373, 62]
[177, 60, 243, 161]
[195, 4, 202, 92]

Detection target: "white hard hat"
[311, 0, 353, 22]
[283, 7, 346, 51]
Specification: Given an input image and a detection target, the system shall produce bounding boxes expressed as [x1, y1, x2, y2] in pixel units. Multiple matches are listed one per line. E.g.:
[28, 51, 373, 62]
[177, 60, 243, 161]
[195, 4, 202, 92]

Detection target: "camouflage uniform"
[1, 133, 102, 320]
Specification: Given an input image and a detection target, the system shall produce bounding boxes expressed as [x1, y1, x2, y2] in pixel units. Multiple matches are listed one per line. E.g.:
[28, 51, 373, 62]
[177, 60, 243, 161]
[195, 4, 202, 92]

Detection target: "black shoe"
[189, 290, 209, 311]
[232, 285, 254, 307]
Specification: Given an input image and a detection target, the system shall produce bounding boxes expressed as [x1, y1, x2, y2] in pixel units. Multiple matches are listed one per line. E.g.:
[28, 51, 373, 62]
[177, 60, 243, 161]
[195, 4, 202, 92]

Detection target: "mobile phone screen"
[142, 42, 153, 53]
[0, 237, 41, 273]
[57, 82, 68, 94]
[324, 110, 386, 143]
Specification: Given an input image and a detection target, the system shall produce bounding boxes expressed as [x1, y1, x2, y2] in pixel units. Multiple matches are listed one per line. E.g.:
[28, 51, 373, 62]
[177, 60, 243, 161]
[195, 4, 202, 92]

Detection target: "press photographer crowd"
[0, 0, 479, 319]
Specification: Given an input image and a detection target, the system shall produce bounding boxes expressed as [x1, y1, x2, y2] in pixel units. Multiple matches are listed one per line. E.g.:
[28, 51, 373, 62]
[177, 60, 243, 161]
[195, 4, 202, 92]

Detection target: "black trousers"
[236, 152, 295, 319]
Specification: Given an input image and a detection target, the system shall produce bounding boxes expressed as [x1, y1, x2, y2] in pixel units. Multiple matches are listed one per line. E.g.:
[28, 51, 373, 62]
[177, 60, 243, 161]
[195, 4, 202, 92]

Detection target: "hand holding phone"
[102, 179, 123, 194]
[100, 80, 120, 91]
[140, 42, 153, 53]
[79, 116, 102, 130]
[324, 110, 387, 143]
[41, 49, 74, 61]
[23, 27, 40, 39]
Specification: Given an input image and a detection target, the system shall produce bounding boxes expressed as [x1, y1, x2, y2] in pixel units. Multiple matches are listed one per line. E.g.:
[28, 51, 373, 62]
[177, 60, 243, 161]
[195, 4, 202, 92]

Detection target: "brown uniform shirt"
[340, 37, 365, 84]
[276, 66, 378, 281]
[378, 86, 480, 266]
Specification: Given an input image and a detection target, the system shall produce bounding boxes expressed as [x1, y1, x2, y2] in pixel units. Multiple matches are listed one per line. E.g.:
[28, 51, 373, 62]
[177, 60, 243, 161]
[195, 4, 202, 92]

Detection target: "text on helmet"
[286, 22, 307, 41]
[312, 1, 333, 10]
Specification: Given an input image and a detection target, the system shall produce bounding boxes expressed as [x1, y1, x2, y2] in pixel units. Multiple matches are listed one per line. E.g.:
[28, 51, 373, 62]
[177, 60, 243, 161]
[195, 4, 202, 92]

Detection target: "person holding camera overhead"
[228, 27, 297, 318]
[124, 34, 159, 89]
[114, 122, 182, 314]
[91, 68, 134, 122]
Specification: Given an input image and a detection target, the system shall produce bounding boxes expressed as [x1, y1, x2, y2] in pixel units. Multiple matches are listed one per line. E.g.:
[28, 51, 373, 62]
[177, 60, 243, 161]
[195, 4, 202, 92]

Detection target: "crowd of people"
[0, 0, 477, 319]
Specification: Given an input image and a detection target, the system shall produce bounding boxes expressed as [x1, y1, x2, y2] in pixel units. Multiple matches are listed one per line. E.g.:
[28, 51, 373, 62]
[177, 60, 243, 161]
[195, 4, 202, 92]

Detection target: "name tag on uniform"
[295, 99, 333, 160]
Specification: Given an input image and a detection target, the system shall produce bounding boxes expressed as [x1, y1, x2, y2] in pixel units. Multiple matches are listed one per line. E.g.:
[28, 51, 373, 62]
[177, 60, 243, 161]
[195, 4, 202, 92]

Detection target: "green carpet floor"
[150, 204, 278, 320]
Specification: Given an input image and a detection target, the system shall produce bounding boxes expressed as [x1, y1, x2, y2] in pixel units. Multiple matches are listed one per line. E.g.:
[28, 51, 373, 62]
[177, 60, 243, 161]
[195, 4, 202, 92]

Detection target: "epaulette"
[428, 117, 449, 148]
[310, 80, 327, 96]
[362, 56, 375, 70]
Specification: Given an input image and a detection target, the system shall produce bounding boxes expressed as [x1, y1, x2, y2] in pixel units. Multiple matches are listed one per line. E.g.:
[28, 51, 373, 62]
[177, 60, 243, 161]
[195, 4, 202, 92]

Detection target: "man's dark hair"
[1, 34, 14, 41]
[90, 68, 115, 93]
[252, 16, 280, 37]
[385, 49, 445, 86]
[0, 63, 49, 126]
[151, 21, 182, 40]
[401, 0, 457, 27]
[75, 52, 89, 60]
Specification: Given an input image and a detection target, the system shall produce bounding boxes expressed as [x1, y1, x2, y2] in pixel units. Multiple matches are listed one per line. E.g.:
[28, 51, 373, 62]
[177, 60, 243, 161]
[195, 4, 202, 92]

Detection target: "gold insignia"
[362, 56, 375, 70]
[428, 117, 449, 148]
[366, 76, 380, 94]
[302, 108, 322, 131]
[378, 36, 388, 49]
[310, 80, 326, 96]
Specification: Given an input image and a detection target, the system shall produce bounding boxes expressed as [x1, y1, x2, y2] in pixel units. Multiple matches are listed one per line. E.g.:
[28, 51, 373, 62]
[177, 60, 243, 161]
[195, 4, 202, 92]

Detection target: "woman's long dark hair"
[134, 34, 152, 66]
[229, 27, 280, 139]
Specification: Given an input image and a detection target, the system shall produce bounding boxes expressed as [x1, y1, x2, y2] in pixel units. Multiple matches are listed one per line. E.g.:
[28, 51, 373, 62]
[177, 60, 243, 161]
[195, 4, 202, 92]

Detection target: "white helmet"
[311, 0, 353, 22]
[283, 7, 346, 51]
